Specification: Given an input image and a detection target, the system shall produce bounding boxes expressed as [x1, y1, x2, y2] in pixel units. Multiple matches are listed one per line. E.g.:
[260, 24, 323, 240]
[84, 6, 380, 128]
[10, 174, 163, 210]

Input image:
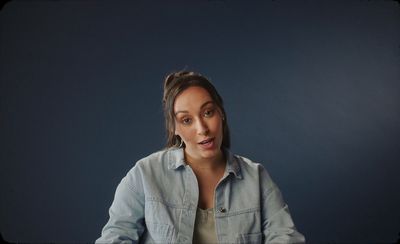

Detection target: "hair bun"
[163, 71, 194, 88]
[163, 71, 196, 104]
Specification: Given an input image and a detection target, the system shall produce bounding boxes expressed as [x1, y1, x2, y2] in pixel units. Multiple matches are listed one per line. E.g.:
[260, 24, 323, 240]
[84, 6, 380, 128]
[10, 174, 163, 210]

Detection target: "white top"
[193, 208, 218, 244]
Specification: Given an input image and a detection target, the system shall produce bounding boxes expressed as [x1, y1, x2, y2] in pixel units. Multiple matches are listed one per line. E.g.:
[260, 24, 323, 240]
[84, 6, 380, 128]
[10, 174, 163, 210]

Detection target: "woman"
[96, 71, 305, 243]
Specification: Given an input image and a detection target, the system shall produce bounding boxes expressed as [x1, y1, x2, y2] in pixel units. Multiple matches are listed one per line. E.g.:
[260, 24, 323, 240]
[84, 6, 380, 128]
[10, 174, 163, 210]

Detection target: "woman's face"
[174, 86, 224, 161]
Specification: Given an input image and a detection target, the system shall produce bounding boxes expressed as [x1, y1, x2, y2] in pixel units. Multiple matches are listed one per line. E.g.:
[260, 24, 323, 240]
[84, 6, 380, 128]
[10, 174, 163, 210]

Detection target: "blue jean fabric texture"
[96, 148, 305, 243]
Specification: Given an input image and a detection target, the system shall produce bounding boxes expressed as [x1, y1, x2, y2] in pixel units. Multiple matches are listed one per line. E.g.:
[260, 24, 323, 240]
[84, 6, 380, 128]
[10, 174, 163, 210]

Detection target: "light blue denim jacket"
[96, 148, 305, 243]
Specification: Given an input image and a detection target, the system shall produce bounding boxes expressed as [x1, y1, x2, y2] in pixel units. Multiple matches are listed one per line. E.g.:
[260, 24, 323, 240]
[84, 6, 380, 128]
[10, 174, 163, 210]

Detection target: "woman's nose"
[197, 119, 209, 135]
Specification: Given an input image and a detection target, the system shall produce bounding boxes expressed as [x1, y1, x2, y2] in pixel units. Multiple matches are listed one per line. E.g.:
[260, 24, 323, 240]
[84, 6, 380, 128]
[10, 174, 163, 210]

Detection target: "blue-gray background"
[1, 0, 399, 242]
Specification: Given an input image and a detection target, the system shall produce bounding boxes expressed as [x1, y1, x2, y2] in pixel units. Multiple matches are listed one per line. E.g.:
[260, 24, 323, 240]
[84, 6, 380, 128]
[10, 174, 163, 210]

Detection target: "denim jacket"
[96, 148, 305, 243]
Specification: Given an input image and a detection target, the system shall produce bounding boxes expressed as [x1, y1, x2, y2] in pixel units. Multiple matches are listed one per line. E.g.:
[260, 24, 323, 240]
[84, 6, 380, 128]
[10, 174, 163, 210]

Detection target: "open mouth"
[199, 138, 214, 145]
[198, 138, 216, 150]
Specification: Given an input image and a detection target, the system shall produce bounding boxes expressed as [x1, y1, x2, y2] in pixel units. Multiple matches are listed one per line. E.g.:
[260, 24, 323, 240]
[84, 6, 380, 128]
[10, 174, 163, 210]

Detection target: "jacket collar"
[167, 147, 186, 170]
[167, 147, 242, 179]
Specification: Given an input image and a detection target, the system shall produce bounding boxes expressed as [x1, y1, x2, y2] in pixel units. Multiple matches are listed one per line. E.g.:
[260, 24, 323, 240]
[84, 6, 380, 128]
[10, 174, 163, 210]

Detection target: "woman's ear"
[217, 108, 225, 120]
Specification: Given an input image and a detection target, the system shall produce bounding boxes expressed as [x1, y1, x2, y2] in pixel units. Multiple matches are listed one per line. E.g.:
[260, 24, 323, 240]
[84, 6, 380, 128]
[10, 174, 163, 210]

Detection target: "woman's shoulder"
[230, 152, 264, 169]
[228, 151, 272, 180]
[137, 148, 170, 162]
[120, 148, 182, 191]
[129, 147, 183, 171]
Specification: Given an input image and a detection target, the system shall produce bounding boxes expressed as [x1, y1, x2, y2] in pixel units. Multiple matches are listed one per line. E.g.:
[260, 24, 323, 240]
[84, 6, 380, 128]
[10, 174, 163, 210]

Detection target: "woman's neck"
[184, 149, 225, 170]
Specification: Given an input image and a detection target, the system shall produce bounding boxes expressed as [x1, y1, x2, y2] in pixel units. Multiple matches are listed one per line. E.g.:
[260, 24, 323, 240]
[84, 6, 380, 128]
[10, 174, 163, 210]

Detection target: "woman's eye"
[182, 118, 192, 125]
[204, 109, 214, 117]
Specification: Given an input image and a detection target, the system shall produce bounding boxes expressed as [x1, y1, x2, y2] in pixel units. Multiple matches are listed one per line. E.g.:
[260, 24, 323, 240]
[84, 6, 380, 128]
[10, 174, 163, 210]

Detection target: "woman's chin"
[198, 147, 223, 160]
[185, 146, 222, 160]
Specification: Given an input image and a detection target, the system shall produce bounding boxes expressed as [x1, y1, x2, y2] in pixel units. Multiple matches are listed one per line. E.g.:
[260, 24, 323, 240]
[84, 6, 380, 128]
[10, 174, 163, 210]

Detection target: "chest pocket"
[145, 221, 175, 243]
[144, 197, 180, 242]
[226, 208, 262, 237]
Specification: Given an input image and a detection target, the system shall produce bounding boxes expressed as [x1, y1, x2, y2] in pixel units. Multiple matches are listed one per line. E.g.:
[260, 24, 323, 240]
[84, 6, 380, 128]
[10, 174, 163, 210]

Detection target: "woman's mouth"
[198, 138, 215, 149]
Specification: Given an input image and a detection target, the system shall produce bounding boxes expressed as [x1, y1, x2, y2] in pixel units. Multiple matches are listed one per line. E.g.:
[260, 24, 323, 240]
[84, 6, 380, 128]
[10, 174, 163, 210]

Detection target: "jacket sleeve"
[95, 166, 146, 244]
[260, 167, 306, 243]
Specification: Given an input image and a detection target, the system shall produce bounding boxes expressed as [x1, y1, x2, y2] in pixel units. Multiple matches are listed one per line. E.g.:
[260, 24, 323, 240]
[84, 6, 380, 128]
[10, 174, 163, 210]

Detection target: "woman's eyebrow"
[174, 101, 214, 116]
[200, 101, 214, 109]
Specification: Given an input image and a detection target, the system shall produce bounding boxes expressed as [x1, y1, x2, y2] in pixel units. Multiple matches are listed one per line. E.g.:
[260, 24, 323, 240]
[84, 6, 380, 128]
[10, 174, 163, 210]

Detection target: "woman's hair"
[162, 71, 230, 149]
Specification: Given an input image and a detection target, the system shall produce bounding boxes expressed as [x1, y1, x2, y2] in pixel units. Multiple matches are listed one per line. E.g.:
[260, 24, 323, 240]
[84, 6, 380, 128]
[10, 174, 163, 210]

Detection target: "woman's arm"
[260, 167, 306, 243]
[95, 168, 146, 244]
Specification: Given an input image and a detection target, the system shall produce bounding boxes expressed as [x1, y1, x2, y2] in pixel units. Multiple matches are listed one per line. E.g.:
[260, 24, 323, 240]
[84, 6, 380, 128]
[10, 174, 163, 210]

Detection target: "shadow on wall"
[1, 232, 10, 244]
[1, 1, 11, 11]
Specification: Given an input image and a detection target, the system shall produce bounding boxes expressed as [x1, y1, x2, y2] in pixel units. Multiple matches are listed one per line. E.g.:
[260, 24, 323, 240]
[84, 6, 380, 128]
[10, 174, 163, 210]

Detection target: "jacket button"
[219, 207, 227, 213]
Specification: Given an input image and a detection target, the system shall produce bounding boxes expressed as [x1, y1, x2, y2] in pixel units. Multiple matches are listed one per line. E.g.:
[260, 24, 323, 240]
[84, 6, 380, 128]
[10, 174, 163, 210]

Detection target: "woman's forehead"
[174, 86, 213, 113]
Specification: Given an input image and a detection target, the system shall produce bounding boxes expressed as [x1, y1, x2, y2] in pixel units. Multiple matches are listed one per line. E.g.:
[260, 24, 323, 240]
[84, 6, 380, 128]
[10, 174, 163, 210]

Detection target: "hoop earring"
[220, 111, 225, 121]
[179, 139, 184, 148]
[175, 135, 184, 148]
